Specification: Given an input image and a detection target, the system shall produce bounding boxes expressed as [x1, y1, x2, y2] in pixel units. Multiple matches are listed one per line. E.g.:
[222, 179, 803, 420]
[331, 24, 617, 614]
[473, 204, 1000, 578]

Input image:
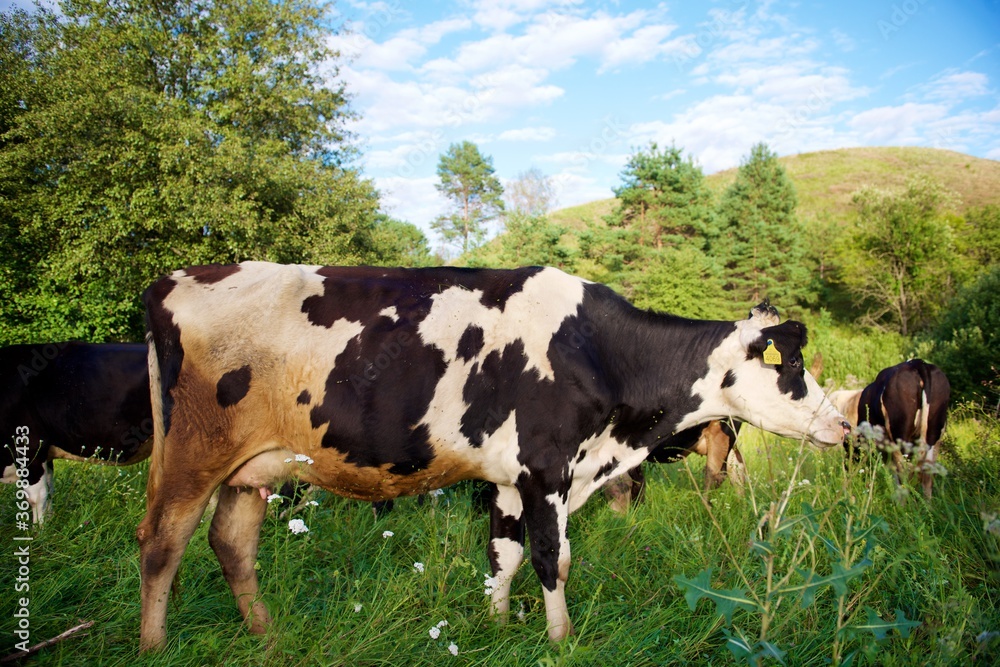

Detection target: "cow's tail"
[144, 329, 167, 509]
[913, 360, 932, 447]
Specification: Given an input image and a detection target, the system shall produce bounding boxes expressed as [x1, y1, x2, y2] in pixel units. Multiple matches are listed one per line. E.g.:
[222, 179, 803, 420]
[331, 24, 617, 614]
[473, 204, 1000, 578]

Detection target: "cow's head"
[717, 319, 849, 447]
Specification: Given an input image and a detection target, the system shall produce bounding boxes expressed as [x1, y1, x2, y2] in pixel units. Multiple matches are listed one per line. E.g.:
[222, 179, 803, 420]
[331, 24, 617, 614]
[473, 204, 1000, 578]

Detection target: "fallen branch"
[0, 620, 94, 663]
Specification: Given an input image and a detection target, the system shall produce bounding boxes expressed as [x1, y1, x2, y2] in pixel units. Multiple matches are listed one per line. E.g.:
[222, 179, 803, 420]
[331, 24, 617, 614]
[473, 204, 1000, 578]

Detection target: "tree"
[0, 0, 381, 344]
[834, 176, 960, 335]
[918, 265, 1000, 405]
[610, 142, 716, 250]
[713, 143, 812, 306]
[505, 167, 556, 219]
[369, 215, 438, 267]
[432, 141, 504, 253]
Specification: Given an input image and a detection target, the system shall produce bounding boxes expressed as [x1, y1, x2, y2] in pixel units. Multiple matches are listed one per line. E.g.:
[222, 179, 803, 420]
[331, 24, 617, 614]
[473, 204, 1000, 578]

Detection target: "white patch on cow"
[3, 464, 53, 524]
[683, 321, 846, 446]
[416, 267, 585, 380]
[27, 468, 52, 525]
[164, 263, 365, 420]
[378, 306, 399, 322]
[489, 485, 524, 616]
[565, 428, 648, 513]
[490, 537, 524, 615]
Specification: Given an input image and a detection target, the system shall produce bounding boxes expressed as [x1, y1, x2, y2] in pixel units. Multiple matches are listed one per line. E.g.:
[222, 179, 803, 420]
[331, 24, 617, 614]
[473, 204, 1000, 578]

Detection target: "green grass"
[2, 406, 998, 666]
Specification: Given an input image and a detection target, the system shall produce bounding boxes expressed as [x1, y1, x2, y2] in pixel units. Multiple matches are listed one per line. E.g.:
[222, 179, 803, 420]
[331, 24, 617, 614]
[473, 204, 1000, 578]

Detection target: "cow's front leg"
[488, 483, 524, 618]
[519, 475, 574, 641]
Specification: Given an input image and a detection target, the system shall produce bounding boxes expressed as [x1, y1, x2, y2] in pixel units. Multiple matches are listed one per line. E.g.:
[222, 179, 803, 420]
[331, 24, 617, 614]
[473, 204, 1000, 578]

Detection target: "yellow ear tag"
[762, 339, 782, 365]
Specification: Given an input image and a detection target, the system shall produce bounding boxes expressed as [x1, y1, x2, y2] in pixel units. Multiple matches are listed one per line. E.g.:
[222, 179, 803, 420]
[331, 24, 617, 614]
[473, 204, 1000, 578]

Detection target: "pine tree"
[714, 143, 812, 306]
[611, 142, 716, 250]
[432, 141, 504, 254]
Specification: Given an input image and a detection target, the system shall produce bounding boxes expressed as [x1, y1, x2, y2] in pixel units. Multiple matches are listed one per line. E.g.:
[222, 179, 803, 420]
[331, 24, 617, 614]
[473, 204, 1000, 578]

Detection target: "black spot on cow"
[594, 458, 619, 482]
[461, 340, 530, 447]
[746, 321, 809, 400]
[310, 302, 446, 474]
[478, 267, 543, 310]
[143, 277, 183, 437]
[297, 390, 311, 406]
[184, 264, 241, 284]
[721, 369, 736, 389]
[457, 325, 485, 362]
[216, 366, 252, 408]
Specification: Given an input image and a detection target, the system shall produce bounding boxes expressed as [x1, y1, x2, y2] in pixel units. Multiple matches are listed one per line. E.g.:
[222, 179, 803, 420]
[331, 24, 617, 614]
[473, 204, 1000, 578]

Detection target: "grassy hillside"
[549, 146, 1000, 230]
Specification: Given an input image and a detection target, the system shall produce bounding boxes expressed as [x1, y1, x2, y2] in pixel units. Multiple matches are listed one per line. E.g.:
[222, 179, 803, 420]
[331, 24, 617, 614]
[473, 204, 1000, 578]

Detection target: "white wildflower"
[798, 479, 811, 486]
[430, 489, 445, 497]
[308, 500, 319, 506]
[288, 518, 309, 534]
[354, 603, 362, 613]
[284, 458, 293, 463]
[382, 530, 394, 538]
[517, 601, 526, 621]
[484, 575, 498, 596]
[448, 642, 458, 656]
[429, 626, 441, 639]
[266, 493, 282, 504]
[294, 453, 315, 464]
[413, 562, 425, 573]
[437, 620, 448, 628]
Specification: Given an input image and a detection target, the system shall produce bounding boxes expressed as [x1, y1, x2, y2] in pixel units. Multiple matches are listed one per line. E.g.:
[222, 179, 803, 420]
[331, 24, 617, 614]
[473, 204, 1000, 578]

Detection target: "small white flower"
[413, 562, 425, 573]
[430, 488, 445, 497]
[429, 626, 441, 639]
[354, 603, 362, 612]
[437, 620, 448, 628]
[294, 453, 315, 464]
[798, 479, 811, 486]
[517, 602, 526, 621]
[284, 457, 293, 463]
[288, 518, 309, 534]
[266, 493, 282, 504]
[382, 530, 394, 538]
[448, 642, 458, 656]
[484, 575, 498, 596]
[308, 500, 319, 506]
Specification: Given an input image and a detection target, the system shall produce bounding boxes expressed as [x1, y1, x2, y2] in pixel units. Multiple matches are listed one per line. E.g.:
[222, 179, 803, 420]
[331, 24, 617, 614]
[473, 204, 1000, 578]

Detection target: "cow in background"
[828, 359, 950, 498]
[1, 342, 152, 523]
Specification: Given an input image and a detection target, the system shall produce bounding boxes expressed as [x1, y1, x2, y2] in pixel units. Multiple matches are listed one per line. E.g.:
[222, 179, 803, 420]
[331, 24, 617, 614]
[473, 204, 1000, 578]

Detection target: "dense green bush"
[916, 265, 1000, 405]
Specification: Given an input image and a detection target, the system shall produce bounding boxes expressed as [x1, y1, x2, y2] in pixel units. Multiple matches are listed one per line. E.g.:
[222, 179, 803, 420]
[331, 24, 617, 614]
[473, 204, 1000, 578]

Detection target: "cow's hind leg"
[488, 483, 524, 618]
[137, 478, 218, 651]
[210, 485, 271, 633]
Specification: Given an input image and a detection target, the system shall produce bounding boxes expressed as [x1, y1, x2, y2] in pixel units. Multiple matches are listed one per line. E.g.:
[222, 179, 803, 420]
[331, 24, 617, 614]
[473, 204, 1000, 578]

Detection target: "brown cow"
[828, 359, 950, 498]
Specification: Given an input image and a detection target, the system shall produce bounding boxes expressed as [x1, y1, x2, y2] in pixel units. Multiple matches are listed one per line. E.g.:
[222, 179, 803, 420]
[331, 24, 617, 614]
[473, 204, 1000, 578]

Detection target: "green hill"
[548, 146, 1000, 229]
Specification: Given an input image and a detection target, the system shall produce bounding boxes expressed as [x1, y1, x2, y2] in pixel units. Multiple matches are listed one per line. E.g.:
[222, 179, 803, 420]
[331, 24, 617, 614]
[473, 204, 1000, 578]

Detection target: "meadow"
[2, 398, 997, 665]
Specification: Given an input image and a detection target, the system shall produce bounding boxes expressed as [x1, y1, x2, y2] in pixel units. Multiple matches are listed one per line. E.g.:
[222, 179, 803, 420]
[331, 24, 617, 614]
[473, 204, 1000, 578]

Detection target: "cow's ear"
[740, 324, 767, 357]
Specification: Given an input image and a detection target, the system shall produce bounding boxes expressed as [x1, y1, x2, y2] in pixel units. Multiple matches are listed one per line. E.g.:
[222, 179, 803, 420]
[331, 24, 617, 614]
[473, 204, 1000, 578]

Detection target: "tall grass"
[1, 409, 998, 665]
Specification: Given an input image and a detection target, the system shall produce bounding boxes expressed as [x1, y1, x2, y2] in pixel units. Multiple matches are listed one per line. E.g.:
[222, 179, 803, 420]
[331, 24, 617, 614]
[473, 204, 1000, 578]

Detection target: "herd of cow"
[1, 263, 950, 651]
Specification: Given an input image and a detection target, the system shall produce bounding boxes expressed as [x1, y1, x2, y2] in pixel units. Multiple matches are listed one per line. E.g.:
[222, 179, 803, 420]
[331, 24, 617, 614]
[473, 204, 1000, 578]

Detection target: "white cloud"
[918, 70, 990, 102]
[376, 175, 448, 230]
[848, 102, 951, 144]
[598, 24, 686, 73]
[498, 126, 557, 141]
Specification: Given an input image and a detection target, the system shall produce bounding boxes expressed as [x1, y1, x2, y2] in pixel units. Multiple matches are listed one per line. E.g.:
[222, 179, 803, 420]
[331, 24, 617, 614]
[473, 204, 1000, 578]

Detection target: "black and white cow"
[137, 263, 849, 651]
[828, 359, 950, 498]
[1, 342, 153, 523]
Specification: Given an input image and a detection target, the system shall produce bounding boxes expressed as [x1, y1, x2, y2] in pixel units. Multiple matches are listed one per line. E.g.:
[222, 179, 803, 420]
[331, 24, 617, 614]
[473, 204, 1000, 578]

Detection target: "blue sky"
[329, 0, 1000, 240]
[4, 0, 998, 243]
